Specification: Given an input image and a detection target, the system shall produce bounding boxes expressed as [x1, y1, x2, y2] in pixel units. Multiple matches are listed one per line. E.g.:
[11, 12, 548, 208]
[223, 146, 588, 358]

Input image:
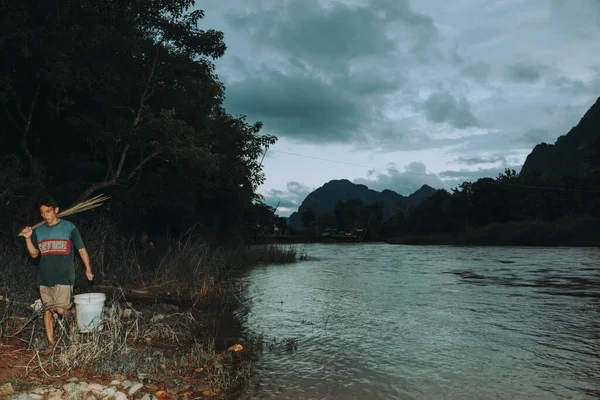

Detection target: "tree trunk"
[7, 90, 40, 178]
[77, 178, 117, 203]
[77, 45, 161, 202]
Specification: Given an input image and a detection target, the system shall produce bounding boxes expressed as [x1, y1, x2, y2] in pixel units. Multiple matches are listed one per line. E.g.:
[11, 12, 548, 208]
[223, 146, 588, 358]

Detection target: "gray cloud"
[422, 92, 479, 129]
[225, 69, 365, 143]
[216, 0, 442, 146]
[226, 0, 437, 70]
[553, 71, 600, 96]
[457, 155, 507, 165]
[358, 162, 524, 196]
[262, 181, 313, 216]
[438, 165, 522, 180]
[505, 62, 545, 83]
[198, 0, 600, 188]
[354, 162, 444, 195]
[522, 128, 555, 145]
[553, 76, 587, 94]
[286, 181, 312, 198]
[262, 197, 301, 212]
[460, 61, 491, 83]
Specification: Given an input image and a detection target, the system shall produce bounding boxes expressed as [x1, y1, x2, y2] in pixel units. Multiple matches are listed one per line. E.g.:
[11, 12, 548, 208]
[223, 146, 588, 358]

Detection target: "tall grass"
[1, 215, 301, 326]
[0, 215, 302, 387]
[1, 296, 255, 392]
[0, 215, 304, 394]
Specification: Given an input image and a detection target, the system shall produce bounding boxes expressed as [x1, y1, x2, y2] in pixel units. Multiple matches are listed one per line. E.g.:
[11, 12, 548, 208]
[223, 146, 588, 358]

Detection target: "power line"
[269, 149, 435, 177]
[270, 150, 384, 171]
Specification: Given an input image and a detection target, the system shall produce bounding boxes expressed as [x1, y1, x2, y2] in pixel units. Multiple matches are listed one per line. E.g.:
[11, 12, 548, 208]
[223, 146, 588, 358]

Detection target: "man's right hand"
[21, 226, 33, 239]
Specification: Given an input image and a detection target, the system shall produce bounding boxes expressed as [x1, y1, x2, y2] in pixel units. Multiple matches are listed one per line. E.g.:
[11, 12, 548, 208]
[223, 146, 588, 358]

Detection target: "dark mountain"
[288, 179, 436, 230]
[520, 96, 600, 178]
[406, 185, 437, 205]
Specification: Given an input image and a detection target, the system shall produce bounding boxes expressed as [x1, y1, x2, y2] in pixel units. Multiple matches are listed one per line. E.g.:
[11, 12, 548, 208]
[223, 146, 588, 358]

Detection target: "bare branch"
[79, 44, 161, 201]
[114, 144, 130, 179]
[16, 90, 40, 177]
[134, 44, 161, 127]
[77, 179, 117, 203]
[3, 105, 22, 132]
[127, 150, 161, 180]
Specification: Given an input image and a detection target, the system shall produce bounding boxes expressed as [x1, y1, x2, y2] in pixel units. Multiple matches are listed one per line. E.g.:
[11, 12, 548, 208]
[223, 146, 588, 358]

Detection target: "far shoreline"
[385, 238, 600, 248]
[271, 218, 600, 248]
[264, 235, 600, 248]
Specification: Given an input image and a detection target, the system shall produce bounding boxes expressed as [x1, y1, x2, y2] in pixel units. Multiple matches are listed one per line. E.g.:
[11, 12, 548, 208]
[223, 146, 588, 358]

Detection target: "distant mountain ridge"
[520, 96, 600, 177]
[288, 179, 436, 230]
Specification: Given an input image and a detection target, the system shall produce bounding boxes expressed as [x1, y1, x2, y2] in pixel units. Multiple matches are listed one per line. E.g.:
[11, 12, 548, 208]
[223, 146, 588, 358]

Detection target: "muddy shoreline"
[0, 285, 257, 399]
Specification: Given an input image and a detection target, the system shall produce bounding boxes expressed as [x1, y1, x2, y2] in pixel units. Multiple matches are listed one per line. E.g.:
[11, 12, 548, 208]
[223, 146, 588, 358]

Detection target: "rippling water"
[236, 244, 600, 400]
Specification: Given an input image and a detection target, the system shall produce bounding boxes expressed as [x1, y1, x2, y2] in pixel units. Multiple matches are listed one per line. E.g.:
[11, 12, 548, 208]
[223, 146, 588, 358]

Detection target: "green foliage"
[0, 0, 278, 239]
[294, 168, 600, 245]
[385, 168, 600, 244]
[300, 208, 316, 230]
[333, 200, 384, 240]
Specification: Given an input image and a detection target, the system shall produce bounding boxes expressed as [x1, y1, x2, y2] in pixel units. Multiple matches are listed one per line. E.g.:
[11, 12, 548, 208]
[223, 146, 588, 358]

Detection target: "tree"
[70, 2, 228, 201]
[300, 208, 316, 230]
[275, 217, 288, 234]
[317, 212, 337, 231]
[0, 0, 277, 239]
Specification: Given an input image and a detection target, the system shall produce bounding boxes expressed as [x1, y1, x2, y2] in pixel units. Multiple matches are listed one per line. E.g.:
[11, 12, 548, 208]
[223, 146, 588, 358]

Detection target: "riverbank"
[386, 218, 600, 247]
[265, 235, 364, 244]
[0, 221, 300, 399]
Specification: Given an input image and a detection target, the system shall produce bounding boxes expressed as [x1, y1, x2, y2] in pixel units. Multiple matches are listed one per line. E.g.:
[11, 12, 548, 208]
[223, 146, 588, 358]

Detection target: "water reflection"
[237, 244, 600, 399]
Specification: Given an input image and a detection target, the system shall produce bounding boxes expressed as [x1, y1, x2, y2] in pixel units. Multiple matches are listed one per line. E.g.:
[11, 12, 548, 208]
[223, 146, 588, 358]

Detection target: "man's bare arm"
[21, 227, 39, 258]
[78, 248, 94, 281]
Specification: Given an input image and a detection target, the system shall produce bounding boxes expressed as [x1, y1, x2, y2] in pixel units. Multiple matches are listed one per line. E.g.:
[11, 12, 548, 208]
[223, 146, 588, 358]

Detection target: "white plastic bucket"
[73, 293, 106, 333]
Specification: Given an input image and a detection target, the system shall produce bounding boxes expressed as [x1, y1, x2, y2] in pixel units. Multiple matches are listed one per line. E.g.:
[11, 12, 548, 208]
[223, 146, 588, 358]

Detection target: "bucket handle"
[87, 277, 95, 301]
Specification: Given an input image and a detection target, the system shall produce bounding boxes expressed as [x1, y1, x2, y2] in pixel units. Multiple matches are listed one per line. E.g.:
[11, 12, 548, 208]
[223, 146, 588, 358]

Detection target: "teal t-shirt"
[31, 220, 85, 286]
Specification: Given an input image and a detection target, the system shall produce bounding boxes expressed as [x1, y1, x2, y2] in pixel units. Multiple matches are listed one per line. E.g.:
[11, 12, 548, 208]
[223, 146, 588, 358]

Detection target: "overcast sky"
[199, 0, 600, 216]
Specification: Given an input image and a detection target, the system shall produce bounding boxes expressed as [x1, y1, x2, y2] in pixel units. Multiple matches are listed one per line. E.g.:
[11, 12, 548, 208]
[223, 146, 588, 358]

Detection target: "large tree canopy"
[0, 0, 276, 238]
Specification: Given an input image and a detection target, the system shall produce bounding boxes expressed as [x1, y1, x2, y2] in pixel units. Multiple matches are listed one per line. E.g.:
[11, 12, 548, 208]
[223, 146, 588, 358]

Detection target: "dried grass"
[17, 194, 109, 236]
[1, 215, 303, 392]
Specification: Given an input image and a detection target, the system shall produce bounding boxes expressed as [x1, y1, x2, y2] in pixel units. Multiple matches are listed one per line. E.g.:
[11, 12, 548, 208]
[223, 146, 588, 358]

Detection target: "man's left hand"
[86, 269, 95, 281]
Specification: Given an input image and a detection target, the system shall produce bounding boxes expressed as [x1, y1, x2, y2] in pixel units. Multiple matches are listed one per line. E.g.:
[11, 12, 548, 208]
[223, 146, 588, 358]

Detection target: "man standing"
[20, 197, 94, 348]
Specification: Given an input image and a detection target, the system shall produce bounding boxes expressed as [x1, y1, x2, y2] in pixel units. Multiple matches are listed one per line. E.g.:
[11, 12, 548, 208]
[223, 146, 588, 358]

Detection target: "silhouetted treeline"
[298, 168, 600, 245]
[0, 0, 277, 242]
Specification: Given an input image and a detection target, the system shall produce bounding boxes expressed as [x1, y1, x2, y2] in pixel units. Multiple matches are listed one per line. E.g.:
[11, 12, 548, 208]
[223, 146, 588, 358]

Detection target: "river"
[235, 244, 600, 400]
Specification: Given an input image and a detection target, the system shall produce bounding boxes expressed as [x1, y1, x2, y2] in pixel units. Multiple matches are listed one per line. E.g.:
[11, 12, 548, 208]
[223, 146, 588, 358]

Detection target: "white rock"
[67, 377, 79, 382]
[114, 391, 128, 400]
[150, 314, 164, 323]
[104, 387, 117, 396]
[83, 393, 97, 400]
[128, 383, 143, 396]
[121, 380, 132, 389]
[78, 382, 89, 388]
[110, 380, 121, 386]
[30, 299, 42, 311]
[86, 383, 104, 393]
[122, 309, 133, 318]
[0, 382, 14, 396]
[47, 389, 63, 399]
[31, 388, 46, 395]
[63, 383, 78, 393]
[141, 395, 151, 400]
[27, 394, 43, 400]
[10, 395, 35, 400]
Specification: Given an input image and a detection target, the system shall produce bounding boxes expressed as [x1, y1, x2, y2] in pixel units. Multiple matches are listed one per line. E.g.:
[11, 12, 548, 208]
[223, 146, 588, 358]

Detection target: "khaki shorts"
[40, 285, 73, 312]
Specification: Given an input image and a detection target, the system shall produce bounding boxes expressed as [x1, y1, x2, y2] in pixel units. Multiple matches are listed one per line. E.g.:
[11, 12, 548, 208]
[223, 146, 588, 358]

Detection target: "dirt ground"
[0, 293, 249, 399]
